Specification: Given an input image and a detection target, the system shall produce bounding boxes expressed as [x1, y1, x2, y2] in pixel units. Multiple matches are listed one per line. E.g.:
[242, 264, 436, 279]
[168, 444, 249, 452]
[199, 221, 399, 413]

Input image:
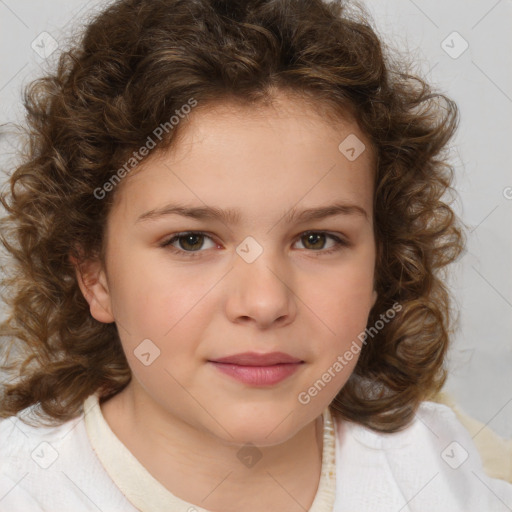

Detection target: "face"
[79, 92, 377, 447]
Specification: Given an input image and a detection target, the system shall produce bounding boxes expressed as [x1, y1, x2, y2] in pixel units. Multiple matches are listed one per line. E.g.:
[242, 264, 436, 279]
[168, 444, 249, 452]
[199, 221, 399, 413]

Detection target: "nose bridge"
[226, 236, 296, 326]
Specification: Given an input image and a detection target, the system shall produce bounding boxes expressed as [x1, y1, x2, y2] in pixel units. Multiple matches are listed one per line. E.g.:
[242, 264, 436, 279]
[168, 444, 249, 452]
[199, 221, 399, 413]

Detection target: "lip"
[208, 352, 304, 386]
[209, 362, 303, 386]
[209, 351, 303, 366]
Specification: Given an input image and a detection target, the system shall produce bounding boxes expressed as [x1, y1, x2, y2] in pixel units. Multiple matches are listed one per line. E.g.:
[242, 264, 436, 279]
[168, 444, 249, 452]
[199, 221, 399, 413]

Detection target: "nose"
[225, 247, 297, 329]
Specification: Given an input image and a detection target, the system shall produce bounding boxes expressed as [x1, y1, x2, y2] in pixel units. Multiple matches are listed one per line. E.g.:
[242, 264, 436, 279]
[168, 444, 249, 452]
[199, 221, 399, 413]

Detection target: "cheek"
[310, 265, 375, 331]
[107, 263, 220, 387]
[303, 264, 375, 391]
[108, 250, 213, 333]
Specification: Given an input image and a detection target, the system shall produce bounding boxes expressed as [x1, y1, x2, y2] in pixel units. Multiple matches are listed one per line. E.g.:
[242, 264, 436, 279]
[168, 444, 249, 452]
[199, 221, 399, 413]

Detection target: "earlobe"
[371, 289, 378, 308]
[71, 255, 115, 323]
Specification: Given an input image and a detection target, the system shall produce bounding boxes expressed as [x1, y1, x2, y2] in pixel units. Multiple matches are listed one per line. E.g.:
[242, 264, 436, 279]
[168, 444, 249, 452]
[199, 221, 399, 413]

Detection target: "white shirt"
[1, 392, 512, 511]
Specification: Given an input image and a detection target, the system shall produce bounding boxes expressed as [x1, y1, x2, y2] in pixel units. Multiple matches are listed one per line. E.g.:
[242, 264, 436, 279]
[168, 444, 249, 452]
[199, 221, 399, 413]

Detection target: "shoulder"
[0, 415, 24, 458]
[0, 411, 80, 510]
[0, 399, 132, 511]
[332, 401, 512, 512]
[0, 409, 80, 470]
[334, 400, 475, 454]
[336, 400, 487, 453]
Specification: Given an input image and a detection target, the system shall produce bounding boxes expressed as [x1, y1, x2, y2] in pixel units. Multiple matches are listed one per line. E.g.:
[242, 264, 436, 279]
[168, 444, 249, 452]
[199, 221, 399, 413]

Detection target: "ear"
[70, 254, 115, 323]
[371, 289, 378, 308]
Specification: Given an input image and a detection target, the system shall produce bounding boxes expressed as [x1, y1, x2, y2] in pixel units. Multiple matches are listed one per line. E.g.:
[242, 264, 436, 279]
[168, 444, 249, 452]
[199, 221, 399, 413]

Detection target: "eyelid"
[160, 231, 217, 251]
[160, 230, 350, 258]
[296, 231, 350, 254]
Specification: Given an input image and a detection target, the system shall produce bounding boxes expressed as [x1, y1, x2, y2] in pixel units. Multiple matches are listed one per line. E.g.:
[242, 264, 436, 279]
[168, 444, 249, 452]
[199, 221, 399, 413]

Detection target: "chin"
[208, 409, 310, 448]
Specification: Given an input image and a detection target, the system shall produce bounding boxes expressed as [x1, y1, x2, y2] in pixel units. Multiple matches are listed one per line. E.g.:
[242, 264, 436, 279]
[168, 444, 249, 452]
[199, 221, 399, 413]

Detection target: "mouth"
[209, 351, 303, 366]
[208, 352, 304, 386]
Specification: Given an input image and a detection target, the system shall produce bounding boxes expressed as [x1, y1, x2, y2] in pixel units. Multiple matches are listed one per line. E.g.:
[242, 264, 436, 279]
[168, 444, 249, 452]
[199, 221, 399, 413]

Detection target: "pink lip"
[210, 362, 303, 386]
[208, 352, 304, 386]
[210, 351, 303, 366]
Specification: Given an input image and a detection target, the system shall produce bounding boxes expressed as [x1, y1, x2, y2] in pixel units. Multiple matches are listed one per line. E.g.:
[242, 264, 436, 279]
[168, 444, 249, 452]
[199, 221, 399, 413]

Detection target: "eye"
[293, 231, 349, 255]
[160, 231, 217, 257]
[160, 230, 349, 258]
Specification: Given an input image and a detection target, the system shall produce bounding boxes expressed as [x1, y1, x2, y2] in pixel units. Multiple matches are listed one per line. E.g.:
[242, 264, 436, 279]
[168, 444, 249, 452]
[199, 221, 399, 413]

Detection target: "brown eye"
[294, 231, 349, 255]
[177, 233, 205, 251]
[161, 231, 216, 254]
[301, 232, 327, 250]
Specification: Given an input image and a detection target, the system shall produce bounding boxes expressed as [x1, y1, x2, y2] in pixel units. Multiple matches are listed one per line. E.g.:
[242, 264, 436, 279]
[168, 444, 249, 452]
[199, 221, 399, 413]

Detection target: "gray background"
[0, 0, 511, 437]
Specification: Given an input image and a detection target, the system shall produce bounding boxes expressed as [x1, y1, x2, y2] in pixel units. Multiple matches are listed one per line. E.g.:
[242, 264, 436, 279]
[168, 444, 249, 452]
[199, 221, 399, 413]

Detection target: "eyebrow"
[135, 201, 369, 225]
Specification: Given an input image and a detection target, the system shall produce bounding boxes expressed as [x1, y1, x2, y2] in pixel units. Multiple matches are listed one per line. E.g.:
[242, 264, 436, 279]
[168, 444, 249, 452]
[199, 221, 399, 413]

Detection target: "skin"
[76, 91, 377, 512]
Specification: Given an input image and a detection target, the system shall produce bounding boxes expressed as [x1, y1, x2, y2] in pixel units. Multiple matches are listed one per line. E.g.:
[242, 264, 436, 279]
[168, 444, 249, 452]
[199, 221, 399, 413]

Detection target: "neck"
[100, 381, 325, 512]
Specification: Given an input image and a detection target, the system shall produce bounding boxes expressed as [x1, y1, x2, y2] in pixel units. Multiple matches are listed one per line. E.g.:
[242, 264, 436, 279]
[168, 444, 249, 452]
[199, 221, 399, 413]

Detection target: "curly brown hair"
[0, 0, 465, 432]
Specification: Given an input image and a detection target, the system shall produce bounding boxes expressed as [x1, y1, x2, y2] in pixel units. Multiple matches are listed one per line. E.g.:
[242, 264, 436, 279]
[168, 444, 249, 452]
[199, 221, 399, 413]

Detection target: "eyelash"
[159, 231, 349, 258]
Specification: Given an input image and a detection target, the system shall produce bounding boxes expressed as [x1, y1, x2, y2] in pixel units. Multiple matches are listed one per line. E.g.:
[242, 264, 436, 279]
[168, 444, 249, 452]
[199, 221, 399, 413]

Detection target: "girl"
[1, 0, 511, 510]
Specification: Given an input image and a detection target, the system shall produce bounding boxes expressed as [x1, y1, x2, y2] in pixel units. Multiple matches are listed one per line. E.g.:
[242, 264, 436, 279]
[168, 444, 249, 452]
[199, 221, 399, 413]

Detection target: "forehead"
[167, 93, 368, 159]
[111, 92, 375, 224]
